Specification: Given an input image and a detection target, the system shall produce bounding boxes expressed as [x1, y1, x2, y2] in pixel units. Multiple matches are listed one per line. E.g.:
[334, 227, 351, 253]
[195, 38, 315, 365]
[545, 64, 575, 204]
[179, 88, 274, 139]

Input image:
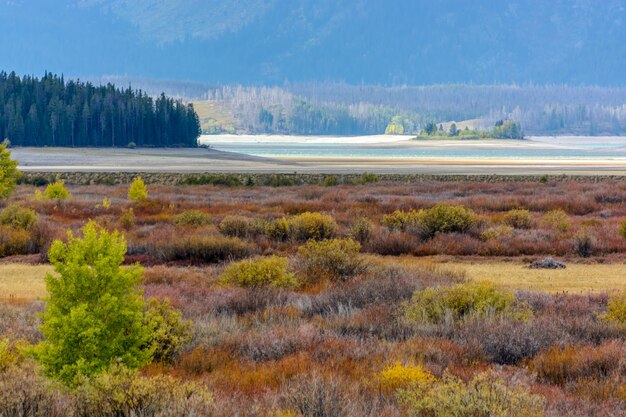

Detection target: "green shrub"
[405, 282, 531, 325]
[128, 176, 148, 201]
[219, 215, 252, 238]
[420, 203, 477, 238]
[382, 209, 424, 232]
[180, 174, 242, 186]
[144, 298, 192, 364]
[355, 172, 378, 184]
[220, 256, 297, 288]
[289, 212, 337, 241]
[399, 371, 545, 417]
[502, 209, 532, 229]
[159, 235, 254, 263]
[323, 175, 339, 187]
[296, 238, 363, 282]
[266, 217, 291, 241]
[73, 364, 214, 417]
[349, 218, 372, 243]
[43, 179, 71, 200]
[0, 205, 38, 230]
[174, 210, 212, 227]
[543, 209, 570, 232]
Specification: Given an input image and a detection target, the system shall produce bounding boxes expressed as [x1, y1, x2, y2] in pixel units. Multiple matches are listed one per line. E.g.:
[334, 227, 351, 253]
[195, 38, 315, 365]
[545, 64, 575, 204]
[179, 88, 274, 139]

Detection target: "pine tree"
[0, 141, 20, 199]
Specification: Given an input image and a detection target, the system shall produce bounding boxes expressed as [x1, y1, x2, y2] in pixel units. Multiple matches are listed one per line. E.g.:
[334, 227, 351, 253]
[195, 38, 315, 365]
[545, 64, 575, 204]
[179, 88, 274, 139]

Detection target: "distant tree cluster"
[419, 120, 524, 139]
[204, 86, 423, 135]
[0, 72, 200, 147]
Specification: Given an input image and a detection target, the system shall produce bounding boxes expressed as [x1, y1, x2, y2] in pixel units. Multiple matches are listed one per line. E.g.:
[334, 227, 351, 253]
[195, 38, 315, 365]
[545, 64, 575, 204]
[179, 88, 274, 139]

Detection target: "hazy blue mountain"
[2, 0, 626, 85]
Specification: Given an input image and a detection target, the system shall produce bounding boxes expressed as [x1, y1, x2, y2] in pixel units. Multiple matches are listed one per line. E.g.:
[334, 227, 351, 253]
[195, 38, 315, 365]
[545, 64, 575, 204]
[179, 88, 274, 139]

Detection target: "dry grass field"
[0, 263, 51, 302]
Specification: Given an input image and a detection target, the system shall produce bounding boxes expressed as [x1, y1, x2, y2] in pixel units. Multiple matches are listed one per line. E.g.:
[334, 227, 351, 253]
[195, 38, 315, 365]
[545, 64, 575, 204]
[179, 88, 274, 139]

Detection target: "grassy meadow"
[1, 175, 626, 416]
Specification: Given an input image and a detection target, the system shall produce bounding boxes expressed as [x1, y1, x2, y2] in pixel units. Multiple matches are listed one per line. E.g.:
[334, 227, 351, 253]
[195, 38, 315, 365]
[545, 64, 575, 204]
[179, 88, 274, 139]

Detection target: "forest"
[0, 72, 200, 147]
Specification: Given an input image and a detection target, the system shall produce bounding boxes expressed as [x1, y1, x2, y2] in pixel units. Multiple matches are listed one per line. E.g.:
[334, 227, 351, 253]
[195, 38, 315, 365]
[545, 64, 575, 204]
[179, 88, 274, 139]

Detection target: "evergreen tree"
[0, 141, 20, 199]
[0, 72, 200, 147]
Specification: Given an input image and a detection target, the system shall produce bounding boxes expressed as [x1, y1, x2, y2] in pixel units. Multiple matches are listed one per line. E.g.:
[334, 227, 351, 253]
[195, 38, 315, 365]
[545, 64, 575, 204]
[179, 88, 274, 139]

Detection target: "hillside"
[2, 0, 626, 85]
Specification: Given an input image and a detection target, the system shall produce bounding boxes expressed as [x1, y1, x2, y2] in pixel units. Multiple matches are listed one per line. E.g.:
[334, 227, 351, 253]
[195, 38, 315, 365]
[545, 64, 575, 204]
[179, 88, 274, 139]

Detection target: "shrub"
[382, 209, 424, 232]
[101, 197, 111, 209]
[405, 282, 531, 325]
[0, 204, 38, 230]
[43, 179, 71, 200]
[378, 362, 435, 393]
[399, 371, 545, 417]
[174, 210, 212, 227]
[289, 212, 337, 241]
[503, 208, 532, 229]
[355, 172, 378, 184]
[420, 203, 477, 238]
[349, 217, 372, 243]
[323, 175, 339, 187]
[73, 364, 214, 417]
[220, 256, 297, 288]
[0, 225, 32, 257]
[531, 342, 624, 386]
[620, 220, 626, 238]
[128, 176, 148, 201]
[266, 217, 291, 241]
[179, 174, 242, 186]
[575, 229, 595, 257]
[601, 291, 626, 326]
[297, 238, 363, 282]
[120, 207, 135, 229]
[33, 221, 151, 386]
[0, 364, 66, 417]
[0, 142, 20, 200]
[287, 374, 347, 417]
[219, 215, 251, 237]
[158, 235, 254, 263]
[544, 209, 570, 232]
[144, 298, 192, 364]
[480, 225, 513, 241]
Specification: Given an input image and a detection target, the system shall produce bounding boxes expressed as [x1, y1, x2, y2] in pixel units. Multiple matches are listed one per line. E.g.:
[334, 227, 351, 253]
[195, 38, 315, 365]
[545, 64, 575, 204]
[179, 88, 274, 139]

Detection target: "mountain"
[2, 0, 626, 85]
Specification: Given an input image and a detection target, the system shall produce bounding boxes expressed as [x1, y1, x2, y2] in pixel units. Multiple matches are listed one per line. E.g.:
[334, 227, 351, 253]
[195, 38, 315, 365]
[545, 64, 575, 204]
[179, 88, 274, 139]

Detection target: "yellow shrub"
[399, 371, 545, 417]
[101, 197, 111, 209]
[405, 282, 531, 325]
[128, 176, 148, 201]
[174, 210, 212, 227]
[502, 209, 532, 229]
[601, 291, 626, 326]
[296, 238, 363, 282]
[120, 208, 135, 230]
[480, 225, 513, 241]
[43, 180, 71, 200]
[266, 217, 291, 241]
[621, 220, 626, 238]
[544, 209, 570, 232]
[382, 209, 424, 232]
[220, 256, 298, 289]
[379, 362, 435, 393]
[289, 212, 337, 241]
[0, 205, 38, 230]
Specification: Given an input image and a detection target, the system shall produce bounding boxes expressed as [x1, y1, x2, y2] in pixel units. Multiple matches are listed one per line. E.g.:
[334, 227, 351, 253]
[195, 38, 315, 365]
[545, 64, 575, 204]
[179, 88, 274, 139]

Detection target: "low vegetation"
[1, 177, 626, 415]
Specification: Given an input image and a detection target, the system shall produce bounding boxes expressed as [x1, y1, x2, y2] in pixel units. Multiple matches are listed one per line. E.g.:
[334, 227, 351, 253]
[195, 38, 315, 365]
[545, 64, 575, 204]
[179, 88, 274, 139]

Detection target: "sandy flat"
[10, 135, 626, 175]
[199, 134, 414, 144]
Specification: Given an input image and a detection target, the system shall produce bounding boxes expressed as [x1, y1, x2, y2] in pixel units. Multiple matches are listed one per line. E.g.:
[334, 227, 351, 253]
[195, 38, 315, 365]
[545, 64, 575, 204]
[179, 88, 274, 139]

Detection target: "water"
[205, 136, 626, 160]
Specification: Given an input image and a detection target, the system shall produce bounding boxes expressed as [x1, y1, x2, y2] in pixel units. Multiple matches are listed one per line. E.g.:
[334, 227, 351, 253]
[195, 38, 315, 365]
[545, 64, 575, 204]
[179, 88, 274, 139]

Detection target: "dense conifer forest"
[0, 72, 200, 147]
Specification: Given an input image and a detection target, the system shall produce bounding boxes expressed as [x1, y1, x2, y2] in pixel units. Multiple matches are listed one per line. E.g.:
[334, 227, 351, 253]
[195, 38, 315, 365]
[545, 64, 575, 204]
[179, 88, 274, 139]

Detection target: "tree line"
[0, 71, 200, 147]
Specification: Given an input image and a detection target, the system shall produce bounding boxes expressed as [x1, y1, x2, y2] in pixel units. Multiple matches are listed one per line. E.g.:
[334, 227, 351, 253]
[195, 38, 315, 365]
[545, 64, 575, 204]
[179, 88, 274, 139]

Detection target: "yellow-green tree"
[0, 141, 21, 200]
[128, 176, 148, 201]
[33, 221, 152, 386]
